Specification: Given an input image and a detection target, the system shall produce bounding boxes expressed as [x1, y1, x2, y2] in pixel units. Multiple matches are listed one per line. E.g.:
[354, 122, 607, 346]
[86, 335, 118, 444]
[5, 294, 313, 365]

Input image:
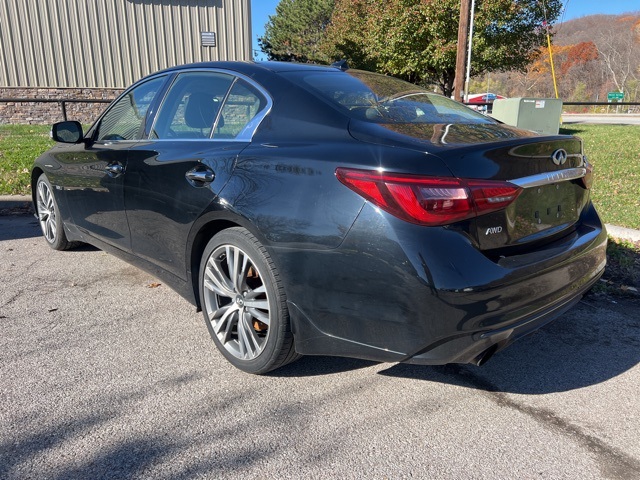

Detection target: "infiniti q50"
[32, 61, 607, 374]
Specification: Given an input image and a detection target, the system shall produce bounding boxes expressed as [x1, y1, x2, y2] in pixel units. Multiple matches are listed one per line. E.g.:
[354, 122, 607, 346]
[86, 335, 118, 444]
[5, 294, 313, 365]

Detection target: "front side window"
[96, 76, 166, 141]
[150, 72, 235, 139]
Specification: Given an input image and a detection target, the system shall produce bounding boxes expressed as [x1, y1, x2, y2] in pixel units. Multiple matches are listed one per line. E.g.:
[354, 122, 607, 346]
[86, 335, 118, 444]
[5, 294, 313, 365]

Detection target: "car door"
[63, 75, 167, 251]
[123, 71, 271, 279]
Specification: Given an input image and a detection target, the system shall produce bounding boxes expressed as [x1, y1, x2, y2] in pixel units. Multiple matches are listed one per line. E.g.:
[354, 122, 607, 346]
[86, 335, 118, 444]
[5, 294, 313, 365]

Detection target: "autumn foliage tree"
[320, 0, 562, 96]
[518, 41, 600, 99]
[259, 0, 334, 63]
[562, 42, 599, 75]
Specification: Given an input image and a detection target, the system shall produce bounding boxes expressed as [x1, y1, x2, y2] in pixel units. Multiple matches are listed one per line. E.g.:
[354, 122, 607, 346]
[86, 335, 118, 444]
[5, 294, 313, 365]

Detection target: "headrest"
[184, 92, 218, 129]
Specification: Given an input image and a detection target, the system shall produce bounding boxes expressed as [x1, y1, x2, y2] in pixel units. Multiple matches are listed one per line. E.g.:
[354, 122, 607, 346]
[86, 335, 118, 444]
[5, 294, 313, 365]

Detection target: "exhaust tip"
[475, 344, 498, 366]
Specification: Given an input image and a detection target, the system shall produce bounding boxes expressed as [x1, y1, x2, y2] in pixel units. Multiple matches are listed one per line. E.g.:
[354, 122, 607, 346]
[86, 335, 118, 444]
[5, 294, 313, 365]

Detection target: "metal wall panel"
[0, 0, 252, 88]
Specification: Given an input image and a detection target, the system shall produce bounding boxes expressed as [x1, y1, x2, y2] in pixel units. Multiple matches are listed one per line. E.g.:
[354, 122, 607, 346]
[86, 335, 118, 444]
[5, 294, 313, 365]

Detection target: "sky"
[250, 0, 640, 61]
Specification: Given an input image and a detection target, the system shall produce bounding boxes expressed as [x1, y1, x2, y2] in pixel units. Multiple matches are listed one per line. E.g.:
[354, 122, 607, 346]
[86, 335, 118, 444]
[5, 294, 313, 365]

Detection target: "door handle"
[105, 163, 124, 176]
[185, 168, 215, 185]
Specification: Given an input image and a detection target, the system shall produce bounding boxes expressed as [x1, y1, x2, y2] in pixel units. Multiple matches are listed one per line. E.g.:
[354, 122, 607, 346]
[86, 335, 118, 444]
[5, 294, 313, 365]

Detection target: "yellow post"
[546, 30, 559, 99]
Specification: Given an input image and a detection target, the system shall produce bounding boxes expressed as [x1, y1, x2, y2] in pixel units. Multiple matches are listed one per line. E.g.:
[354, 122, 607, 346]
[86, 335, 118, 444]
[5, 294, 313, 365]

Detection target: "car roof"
[153, 61, 341, 78]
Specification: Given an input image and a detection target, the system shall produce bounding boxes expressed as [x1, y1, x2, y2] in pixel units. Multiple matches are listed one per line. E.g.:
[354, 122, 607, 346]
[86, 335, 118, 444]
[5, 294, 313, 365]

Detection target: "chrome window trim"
[510, 167, 587, 189]
[94, 140, 140, 145]
[147, 68, 273, 143]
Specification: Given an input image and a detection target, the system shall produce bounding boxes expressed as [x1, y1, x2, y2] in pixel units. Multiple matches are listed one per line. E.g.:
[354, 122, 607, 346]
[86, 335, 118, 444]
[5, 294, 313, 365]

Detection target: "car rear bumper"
[277, 202, 607, 365]
[402, 266, 602, 365]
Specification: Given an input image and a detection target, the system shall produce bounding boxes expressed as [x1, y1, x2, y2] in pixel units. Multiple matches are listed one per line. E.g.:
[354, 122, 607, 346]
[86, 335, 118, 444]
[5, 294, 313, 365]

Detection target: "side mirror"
[51, 121, 83, 143]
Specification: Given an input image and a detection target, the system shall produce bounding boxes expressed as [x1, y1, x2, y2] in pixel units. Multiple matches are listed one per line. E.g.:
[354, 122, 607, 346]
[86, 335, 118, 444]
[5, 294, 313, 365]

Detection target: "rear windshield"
[292, 69, 495, 125]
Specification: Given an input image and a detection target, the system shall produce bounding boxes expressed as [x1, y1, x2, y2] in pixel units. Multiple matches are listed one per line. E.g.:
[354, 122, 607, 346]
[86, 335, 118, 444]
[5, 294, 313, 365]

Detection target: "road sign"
[607, 92, 624, 101]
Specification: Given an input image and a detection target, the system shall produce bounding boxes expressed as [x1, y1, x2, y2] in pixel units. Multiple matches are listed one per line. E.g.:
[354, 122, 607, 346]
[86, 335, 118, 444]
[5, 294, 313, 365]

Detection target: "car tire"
[199, 227, 300, 374]
[35, 173, 79, 251]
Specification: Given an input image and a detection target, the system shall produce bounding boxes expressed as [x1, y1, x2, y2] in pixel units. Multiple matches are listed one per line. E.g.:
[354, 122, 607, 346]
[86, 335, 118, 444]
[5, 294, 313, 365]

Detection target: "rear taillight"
[580, 157, 594, 189]
[335, 168, 522, 226]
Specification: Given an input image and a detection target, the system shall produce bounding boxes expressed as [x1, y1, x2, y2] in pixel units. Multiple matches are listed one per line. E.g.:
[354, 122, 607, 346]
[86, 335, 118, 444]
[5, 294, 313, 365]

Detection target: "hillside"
[554, 14, 635, 45]
[469, 12, 640, 104]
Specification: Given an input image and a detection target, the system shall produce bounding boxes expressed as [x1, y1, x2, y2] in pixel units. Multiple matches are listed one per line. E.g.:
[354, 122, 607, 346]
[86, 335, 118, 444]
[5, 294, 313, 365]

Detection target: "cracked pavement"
[1, 214, 639, 479]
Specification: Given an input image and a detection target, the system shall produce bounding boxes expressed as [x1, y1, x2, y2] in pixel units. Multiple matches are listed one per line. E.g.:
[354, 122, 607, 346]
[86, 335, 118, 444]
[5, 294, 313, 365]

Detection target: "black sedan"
[32, 61, 607, 374]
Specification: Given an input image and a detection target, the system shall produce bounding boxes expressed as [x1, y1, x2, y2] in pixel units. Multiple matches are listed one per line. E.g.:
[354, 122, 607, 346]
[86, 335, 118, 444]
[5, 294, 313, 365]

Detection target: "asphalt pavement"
[1, 213, 639, 479]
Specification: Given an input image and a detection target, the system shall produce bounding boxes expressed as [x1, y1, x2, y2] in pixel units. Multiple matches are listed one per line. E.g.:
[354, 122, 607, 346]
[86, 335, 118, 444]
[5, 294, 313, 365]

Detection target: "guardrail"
[0, 98, 113, 121]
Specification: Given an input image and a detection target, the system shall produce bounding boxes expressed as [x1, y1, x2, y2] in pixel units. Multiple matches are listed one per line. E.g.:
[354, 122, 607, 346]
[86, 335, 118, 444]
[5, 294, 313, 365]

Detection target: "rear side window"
[96, 76, 166, 141]
[217, 80, 268, 140]
[296, 70, 494, 125]
[150, 72, 235, 139]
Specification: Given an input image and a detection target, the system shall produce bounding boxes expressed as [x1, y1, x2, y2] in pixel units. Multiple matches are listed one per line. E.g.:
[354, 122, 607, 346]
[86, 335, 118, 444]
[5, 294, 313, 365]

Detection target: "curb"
[0, 194, 31, 202]
[0, 195, 33, 216]
[605, 224, 640, 244]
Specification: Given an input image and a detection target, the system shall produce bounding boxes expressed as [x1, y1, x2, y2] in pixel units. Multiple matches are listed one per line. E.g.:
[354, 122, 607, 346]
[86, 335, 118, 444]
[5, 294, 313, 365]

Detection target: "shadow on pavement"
[0, 214, 97, 251]
[0, 215, 42, 241]
[268, 355, 378, 377]
[378, 297, 640, 394]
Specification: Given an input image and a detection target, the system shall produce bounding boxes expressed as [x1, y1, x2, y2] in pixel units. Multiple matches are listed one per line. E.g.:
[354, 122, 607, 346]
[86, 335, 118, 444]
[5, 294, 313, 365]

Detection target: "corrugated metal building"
[0, 0, 252, 88]
[0, 0, 252, 123]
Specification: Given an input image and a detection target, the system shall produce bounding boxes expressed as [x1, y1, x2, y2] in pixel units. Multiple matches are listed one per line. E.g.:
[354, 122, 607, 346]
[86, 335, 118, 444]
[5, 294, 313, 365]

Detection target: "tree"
[595, 16, 640, 96]
[521, 42, 600, 99]
[259, 0, 334, 63]
[321, 0, 562, 97]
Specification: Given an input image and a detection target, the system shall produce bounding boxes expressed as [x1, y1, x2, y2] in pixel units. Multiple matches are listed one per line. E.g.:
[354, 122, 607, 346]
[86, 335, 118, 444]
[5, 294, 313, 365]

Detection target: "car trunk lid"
[348, 120, 591, 250]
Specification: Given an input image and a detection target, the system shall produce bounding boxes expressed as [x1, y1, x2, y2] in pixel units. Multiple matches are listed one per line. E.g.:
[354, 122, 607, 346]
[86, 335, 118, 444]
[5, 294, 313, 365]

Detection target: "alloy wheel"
[202, 244, 271, 360]
[37, 179, 57, 243]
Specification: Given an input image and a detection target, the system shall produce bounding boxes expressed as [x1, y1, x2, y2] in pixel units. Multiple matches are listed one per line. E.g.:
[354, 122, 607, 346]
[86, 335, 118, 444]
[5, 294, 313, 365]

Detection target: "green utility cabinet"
[490, 98, 563, 135]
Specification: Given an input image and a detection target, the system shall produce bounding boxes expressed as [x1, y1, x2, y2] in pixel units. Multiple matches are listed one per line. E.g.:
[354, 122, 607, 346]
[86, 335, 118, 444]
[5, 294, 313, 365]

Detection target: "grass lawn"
[560, 124, 640, 230]
[1, 123, 639, 230]
[0, 125, 53, 195]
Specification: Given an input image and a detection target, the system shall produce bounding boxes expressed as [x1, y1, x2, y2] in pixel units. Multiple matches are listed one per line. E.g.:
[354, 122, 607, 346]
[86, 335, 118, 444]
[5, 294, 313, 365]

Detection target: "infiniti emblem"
[551, 149, 568, 166]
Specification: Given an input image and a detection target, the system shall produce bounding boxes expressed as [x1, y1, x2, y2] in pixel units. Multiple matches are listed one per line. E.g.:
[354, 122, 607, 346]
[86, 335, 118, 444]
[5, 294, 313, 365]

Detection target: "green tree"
[321, 0, 562, 96]
[259, 0, 334, 63]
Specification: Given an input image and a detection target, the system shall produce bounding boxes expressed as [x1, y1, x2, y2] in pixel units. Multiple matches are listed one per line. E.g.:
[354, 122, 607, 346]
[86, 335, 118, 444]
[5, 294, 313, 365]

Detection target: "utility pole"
[454, 0, 471, 102]
[463, 0, 476, 103]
